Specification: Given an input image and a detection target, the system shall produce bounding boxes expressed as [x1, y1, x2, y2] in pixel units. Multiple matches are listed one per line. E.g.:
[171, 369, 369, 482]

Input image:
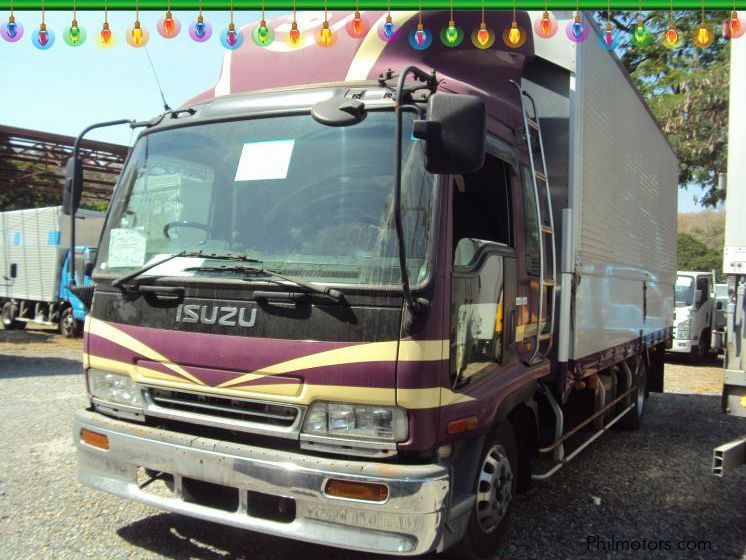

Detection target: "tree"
[677, 232, 722, 278]
[595, 10, 730, 207]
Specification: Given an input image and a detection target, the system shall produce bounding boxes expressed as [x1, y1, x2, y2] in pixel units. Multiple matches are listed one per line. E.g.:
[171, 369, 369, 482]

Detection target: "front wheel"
[2, 302, 25, 330]
[60, 308, 82, 338]
[452, 422, 517, 558]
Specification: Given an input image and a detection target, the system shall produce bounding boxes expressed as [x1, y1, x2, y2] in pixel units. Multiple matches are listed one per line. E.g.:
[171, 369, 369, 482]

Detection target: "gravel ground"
[1, 327, 745, 560]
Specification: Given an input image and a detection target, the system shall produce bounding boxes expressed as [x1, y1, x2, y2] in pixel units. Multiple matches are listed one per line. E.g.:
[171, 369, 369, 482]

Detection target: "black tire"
[452, 422, 518, 559]
[620, 360, 647, 430]
[2, 302, 25, 330]
[60, 307, 82, 338]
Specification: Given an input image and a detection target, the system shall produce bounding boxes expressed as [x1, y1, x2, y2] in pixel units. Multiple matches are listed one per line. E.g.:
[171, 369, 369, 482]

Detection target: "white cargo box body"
[0, 207, 105, 303]
[724, 29, 746, 275]
[525, 13, 678, 362]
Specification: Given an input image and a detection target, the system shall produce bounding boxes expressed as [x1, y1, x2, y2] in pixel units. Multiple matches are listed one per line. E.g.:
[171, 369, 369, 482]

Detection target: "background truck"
[670, 270, 719, 361]
[0, 206, 104, 337]
[713, 15, 746, 475]
[71, 11, 676, 557]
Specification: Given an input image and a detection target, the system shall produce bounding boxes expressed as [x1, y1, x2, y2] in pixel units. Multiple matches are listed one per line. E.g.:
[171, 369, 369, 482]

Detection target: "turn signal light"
[447, 416, 478, 435]
[80, 428, 109, 450]
[324, 479, 388, 502]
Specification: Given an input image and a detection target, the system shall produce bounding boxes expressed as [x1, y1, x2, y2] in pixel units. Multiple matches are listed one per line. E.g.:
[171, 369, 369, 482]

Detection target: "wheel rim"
[475, 444, 513, 533]
[62, 313, 74, 336]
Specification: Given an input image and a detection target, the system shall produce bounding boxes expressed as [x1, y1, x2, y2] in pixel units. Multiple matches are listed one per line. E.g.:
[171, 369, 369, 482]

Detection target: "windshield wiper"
[111, 250, 261, 288]
[184, 264, 344, 301]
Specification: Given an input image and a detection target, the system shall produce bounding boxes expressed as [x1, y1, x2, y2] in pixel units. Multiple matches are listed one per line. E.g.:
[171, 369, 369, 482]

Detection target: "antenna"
[143, 44, 172, 112]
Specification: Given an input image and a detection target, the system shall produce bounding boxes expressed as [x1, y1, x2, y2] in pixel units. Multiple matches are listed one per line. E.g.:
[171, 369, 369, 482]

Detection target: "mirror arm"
[68, 119, 133, 286]
[393, 67, 435, 316]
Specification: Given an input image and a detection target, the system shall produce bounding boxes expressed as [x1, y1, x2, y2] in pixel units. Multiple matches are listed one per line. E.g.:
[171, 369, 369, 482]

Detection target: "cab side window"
[696, 276, 709, 302]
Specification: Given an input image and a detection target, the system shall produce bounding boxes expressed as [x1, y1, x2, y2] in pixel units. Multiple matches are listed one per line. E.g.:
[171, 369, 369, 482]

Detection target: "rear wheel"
[60, 307, 82, 338]
[620, 359, 647, 430]
[452, 422, 517, 558]
[2, 302, 25, 330]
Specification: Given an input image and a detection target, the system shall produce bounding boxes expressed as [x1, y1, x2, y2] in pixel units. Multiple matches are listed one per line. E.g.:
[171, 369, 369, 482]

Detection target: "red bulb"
[101, 28, 111, 43]
[665, 27, 678, 45]
[289, 24, 300, 45]
[39, 29, 48, 45]
[163, 12, 175, 35]
[730, 17, 741, 36]
[416, 28, 425, 45]
[605, 30, 613, 45]
[352, 12, 364, 36]
[477, 27, 489, 45]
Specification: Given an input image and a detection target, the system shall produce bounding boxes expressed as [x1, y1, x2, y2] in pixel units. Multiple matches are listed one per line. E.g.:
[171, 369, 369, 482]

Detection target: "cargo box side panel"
[571, 32, 678, 360]
[0, 207, 64, 303]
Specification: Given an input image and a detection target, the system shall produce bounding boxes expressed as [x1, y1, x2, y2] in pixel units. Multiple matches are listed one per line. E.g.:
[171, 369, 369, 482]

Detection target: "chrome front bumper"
[74, 409, 451, 556]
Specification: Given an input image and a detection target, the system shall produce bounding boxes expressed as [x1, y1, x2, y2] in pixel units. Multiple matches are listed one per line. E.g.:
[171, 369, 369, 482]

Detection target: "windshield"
[675, 275, 694, 307]
[96, 110, 436, 287]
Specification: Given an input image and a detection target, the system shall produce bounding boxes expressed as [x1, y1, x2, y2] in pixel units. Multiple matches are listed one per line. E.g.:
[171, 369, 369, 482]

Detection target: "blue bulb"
[383, 21, 394, 38]
[572, 21, 583, 37]
[196, 22, 205, 37]
[8, 21, 16, 37]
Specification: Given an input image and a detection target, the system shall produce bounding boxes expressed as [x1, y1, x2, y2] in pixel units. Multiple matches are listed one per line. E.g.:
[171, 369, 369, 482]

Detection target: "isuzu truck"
[71, 10, 677, 556]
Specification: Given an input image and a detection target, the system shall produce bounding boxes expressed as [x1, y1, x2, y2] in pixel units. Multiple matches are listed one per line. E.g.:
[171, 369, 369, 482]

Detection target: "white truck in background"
[671, 270, 718, 361]
[713, 16, 746, 475]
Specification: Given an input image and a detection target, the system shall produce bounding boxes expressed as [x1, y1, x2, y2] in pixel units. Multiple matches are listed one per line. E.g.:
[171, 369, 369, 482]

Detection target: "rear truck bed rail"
[73, 409, 451, 556]
[712, 436, 746, 477]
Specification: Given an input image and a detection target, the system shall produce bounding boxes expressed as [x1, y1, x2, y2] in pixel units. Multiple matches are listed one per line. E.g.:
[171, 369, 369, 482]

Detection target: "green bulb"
[446, 24, 458, 43]
[258, 24, 268, 42]
[70, 26, 80, 41]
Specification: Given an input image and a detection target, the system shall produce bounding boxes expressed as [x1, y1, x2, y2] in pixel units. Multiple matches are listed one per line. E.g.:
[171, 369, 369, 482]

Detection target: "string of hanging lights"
[2, 4, 742, 50]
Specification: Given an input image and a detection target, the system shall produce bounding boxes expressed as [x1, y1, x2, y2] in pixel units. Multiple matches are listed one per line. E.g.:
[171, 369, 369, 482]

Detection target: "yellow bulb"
[321, 25, 331, 44]
[698, 25, 709, 44]
[508, 23, 520, 45]
[132, 27, 143, 45]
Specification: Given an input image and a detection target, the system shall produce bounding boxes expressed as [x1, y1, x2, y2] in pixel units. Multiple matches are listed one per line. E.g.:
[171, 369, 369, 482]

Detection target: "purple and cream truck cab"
[70, 10, 677, 556]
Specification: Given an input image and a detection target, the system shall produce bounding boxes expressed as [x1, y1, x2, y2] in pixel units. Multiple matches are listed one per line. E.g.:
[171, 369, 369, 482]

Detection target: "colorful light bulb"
[63, 18, 87, 46]
[321, 21, 331, 44]
[471, 21, 494, 49]
[220, 21, 244, 49]
[508, 22, 520, 45]
[604, 22, 613, 45]
[97, 21, 114, 47]
[415, 22, 425, 45]
[2, 14, 24, 42]
[503, 20, 526, 48]
[728, 11, 742, 37]
[408, 23, 431, 50]
[566, 14, 588, 43]
[289, 20, 300, 45]
[630, 15, 652, 47]
[383, 15, 394, 38]
[157, 9, 181, 38]
[351, 10, 363, 36]
[189, 15, 213, 42]
[252, 18, 274, 46]
[665, 25, 678, 46]
[32, 21, 55, 49]
[477, 23, 489, 45]
[440, 19, 462, 46]
[534, 10, 557, 38]
[126, 20, 149, 47]
[446, 20, 457, 43]
[693, 21, 714, 47]
[541, 12, 552, 35]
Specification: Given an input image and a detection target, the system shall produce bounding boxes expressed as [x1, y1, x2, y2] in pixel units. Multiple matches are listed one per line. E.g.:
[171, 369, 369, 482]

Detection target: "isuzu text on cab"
[69, 11, 677, 556]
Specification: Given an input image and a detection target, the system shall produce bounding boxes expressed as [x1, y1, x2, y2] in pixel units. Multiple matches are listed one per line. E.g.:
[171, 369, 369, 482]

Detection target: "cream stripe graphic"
[87, 318, 204, 385]
[345, 11, 418, 81]
[219, 338, 448, 389]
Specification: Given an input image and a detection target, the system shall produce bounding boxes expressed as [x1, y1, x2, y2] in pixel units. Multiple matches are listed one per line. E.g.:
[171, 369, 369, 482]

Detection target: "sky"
[1, 10, 715, 213]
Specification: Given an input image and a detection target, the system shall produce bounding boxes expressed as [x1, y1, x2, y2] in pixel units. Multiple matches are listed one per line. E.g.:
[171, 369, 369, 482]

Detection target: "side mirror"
[414, 93, 486, 175]
[694, 289, 704, 306]
[63, 156, 83, 216]
[9, 263, 17, 279]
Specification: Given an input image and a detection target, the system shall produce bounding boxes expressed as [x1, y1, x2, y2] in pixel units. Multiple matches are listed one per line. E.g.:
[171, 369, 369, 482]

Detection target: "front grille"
[144, 387, 304, 438]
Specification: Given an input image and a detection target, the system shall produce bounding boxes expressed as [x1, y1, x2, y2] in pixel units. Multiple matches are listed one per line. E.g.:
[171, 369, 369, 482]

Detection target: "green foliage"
[677, 232, 723, 279]
[595, 10, 730, 207]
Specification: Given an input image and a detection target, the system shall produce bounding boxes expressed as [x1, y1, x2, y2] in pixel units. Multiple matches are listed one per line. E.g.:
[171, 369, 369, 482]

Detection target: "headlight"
[302, 402, 408, 442]
[87, 369, 144, 409]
